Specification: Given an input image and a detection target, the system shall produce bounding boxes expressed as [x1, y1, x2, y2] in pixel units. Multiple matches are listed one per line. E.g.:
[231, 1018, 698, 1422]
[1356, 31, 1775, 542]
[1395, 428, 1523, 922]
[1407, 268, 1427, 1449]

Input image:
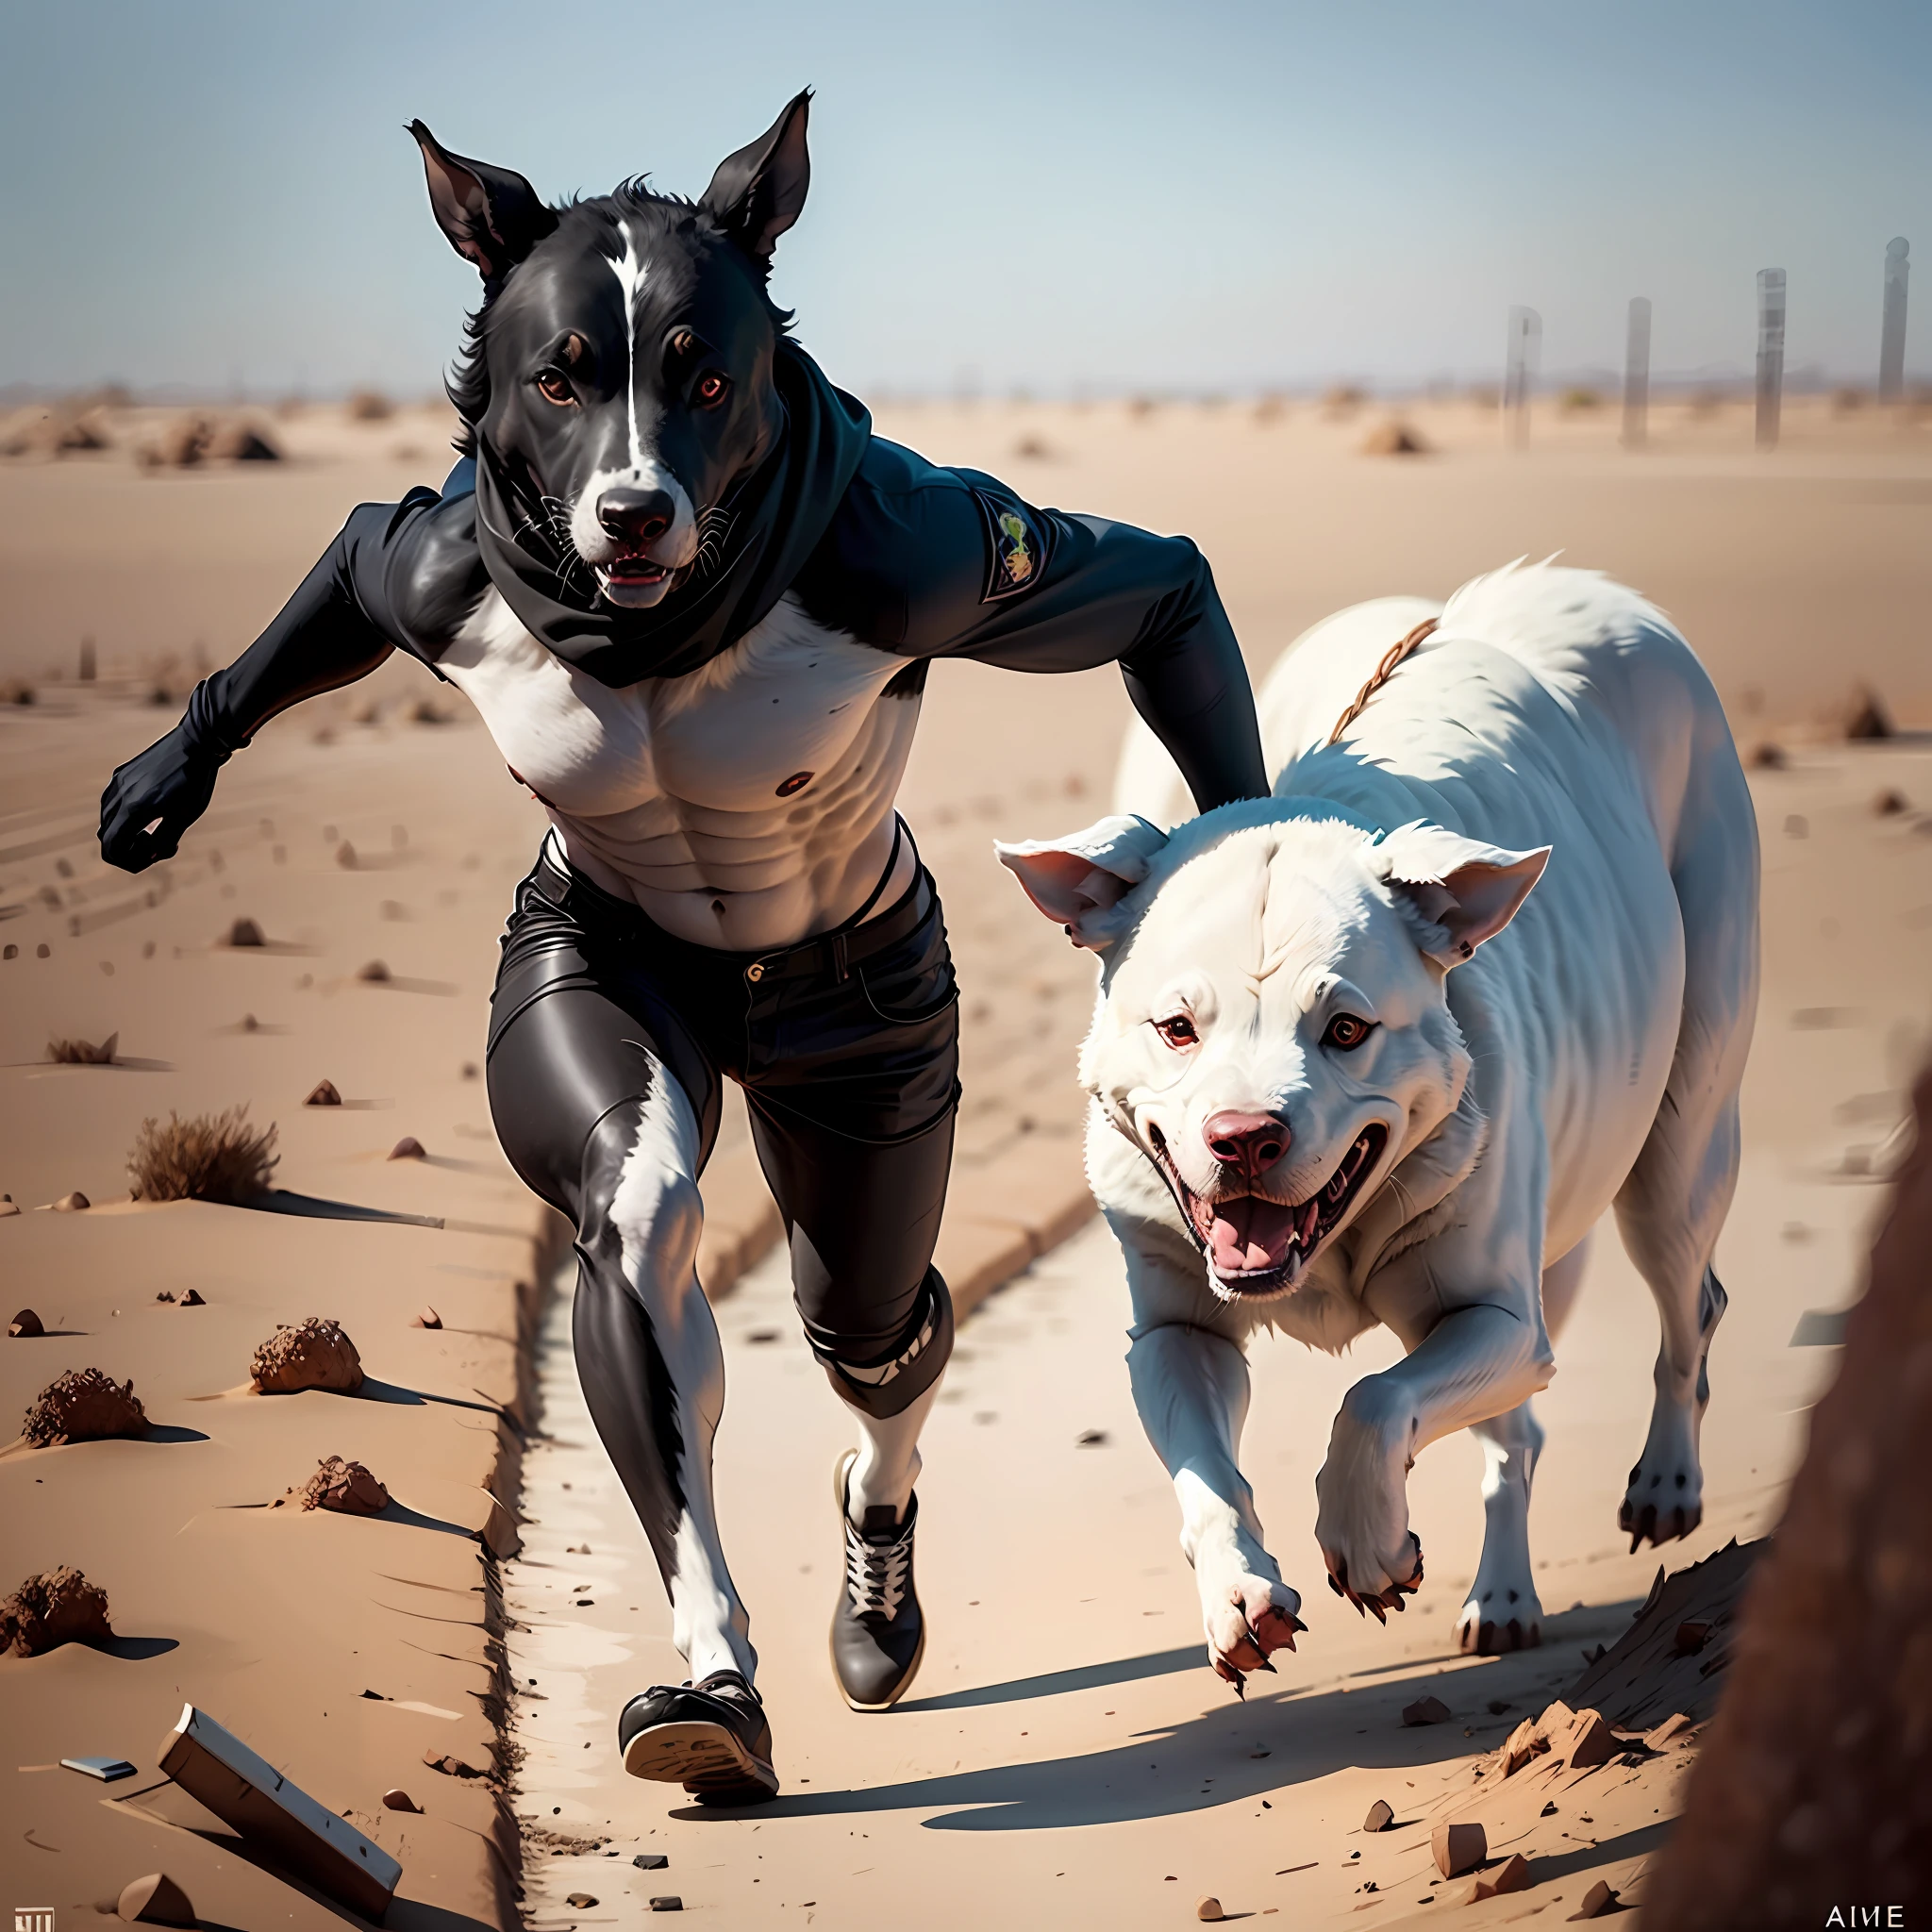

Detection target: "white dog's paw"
[1316, 1390, 1424, 1623]
[1620, 1399, 1704, 1551]
[1454, 1567, 1543, 1655]
[1200, 1572, 1306, 1695]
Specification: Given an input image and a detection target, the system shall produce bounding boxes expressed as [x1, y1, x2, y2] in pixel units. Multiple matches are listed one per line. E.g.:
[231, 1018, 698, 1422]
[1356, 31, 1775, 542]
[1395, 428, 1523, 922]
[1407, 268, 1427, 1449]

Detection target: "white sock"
[841, 1376, 941, 1525]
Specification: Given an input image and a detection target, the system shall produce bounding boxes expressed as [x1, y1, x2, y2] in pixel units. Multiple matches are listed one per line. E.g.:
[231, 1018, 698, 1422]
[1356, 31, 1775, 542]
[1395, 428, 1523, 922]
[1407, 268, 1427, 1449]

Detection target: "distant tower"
[1504, 307, 1541, 448]
[1880, 238, 1909, 404]
[1756, 269, 1786, 451]
[1623, 297, 1652, 449]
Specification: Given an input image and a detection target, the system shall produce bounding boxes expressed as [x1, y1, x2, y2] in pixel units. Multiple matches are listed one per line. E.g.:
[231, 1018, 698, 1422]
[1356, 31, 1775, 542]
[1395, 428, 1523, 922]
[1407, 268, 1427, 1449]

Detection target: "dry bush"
[127, 1106, 277, 1203]
[1, 1566, 112, 1656]
[347, 388, 394, 422]
[206, 417, 281, 461]
[46, 1032, 117, 1065]
[1559, 386, 1603, 413]
[23, 1368, 146, 1445]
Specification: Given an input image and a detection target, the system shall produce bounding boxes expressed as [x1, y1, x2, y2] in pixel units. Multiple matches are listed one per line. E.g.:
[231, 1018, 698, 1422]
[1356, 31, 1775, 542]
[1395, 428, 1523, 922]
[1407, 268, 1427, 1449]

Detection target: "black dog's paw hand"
[99, 730, 220, 873]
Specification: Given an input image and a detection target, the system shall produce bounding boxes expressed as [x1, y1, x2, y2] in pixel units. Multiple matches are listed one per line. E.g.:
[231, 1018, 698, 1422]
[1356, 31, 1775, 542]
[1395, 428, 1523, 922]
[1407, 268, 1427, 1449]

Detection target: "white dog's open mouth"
[1148, 1121, 1390, 1294]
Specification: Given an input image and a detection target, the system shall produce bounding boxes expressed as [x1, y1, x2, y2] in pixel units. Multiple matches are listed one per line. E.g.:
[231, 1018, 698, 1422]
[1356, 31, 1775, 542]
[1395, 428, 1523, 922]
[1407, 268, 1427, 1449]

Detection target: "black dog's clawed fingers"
[1366, 1597, 1388, 1625]
[1327, 1571, 1345, 1598]
[1388, 1591, 1406, 1612]
[1290, 1612, 1308, 1634]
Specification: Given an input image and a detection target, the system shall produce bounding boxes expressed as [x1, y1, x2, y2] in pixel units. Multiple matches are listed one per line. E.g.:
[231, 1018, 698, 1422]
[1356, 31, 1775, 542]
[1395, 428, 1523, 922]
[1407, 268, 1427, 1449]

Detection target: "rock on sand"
[1, 1564, 113, 1656]
[296, 1456, 390, 1515]
[24, 1367, 147, 1444]
[250, 1316, 363, 1394]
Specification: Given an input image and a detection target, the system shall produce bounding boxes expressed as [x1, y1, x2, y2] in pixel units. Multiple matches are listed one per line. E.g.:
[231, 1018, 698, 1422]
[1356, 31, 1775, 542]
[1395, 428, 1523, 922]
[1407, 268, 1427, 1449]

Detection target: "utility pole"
[1756, 269, 1786, 451]
[1880, 238, 1909, 404]
[1505, 307, 1541, 448]
[1623, 297, 1652, 449]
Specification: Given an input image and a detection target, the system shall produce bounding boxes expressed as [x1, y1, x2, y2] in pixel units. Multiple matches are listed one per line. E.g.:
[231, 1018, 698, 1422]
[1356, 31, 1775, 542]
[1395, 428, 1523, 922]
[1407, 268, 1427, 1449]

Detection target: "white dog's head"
[997, 807, 1548, 1302]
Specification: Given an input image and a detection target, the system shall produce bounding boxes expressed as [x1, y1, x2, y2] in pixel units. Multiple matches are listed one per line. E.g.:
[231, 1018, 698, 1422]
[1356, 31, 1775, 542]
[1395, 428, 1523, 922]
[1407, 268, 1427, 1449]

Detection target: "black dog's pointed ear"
[408, 120, 557, 280]
[701, 90, 811, 264]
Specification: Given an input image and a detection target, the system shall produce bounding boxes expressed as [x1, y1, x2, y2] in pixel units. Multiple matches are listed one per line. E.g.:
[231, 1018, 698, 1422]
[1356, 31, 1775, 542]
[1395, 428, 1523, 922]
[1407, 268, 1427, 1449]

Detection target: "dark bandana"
[472, 341, 872, 688]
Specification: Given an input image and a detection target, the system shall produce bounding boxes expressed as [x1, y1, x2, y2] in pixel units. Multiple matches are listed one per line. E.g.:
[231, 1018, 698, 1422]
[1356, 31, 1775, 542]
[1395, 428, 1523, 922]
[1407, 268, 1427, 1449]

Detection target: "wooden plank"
[158, 1704, 401, 1918]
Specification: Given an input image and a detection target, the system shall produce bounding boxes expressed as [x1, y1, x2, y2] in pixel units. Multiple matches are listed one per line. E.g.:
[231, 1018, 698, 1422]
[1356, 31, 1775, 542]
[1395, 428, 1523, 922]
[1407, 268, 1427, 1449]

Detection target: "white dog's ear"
[1373, 822, 1550, 969]
[994, 814, 1169, 951]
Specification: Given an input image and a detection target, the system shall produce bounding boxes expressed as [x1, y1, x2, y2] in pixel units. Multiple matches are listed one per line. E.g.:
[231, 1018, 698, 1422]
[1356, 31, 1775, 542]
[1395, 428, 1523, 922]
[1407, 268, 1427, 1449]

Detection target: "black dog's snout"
[598, 486, 675, 548]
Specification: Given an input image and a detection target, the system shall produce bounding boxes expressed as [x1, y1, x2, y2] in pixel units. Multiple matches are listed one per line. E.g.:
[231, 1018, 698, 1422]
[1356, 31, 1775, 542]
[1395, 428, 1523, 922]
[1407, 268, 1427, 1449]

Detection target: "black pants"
[484, 836, 960, 1581]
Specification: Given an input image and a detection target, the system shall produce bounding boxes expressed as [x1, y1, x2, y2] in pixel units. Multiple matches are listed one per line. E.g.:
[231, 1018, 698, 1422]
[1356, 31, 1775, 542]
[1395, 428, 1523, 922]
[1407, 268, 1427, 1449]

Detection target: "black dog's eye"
[535, 368, 575, 407]
[1154, 1013, 1199, 1049]
[693, 370, 730, 408]
[1322, 1013, 1375, 1051]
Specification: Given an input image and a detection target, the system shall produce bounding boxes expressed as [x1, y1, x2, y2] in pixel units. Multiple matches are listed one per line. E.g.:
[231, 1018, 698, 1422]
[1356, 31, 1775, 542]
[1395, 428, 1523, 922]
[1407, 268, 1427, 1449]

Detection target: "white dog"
[997, 562, 1757, 1685]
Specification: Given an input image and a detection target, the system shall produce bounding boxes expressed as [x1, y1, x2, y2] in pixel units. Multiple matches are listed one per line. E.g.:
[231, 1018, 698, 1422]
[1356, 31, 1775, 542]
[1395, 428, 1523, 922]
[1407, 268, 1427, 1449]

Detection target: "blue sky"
[2, 0, 1927, 397]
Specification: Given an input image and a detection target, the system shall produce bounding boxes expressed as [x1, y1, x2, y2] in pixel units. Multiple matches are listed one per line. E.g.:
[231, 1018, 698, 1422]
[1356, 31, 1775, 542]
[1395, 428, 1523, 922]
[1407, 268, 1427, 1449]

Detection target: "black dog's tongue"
[473, 340, 871, 689]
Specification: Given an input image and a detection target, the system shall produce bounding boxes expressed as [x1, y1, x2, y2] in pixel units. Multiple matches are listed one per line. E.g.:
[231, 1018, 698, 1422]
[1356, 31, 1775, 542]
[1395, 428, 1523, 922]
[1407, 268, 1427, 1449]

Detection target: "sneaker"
[829, 1448, 927, 1711]
[616, 1670, 777, 1806]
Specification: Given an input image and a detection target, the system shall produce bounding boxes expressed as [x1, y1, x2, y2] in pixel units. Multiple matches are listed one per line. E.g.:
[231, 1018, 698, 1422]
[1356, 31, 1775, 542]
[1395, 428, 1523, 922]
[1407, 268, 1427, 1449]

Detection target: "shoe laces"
[843, 1513, 913, 1620]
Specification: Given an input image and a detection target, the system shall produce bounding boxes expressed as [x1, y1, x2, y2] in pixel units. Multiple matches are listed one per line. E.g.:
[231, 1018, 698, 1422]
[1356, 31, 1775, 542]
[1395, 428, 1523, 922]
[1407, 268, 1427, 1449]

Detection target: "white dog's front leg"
[1128, 1322, 1305, 1690]
[1316, 1303, 1553, 1619]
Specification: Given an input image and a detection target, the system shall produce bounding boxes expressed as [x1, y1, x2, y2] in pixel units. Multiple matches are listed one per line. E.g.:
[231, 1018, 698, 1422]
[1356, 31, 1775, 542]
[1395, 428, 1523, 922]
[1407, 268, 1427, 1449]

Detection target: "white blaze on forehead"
[607, 220, 651, 473]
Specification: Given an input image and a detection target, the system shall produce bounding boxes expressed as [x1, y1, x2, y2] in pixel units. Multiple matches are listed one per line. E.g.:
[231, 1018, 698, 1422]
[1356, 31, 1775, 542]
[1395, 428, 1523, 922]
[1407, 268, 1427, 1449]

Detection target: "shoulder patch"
[970, 489, 1048, 603]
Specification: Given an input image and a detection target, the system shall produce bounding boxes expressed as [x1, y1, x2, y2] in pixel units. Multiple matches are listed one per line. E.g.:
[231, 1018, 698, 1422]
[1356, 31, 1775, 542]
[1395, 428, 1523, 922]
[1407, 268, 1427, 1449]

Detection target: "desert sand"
[2, 389, 1928, 1924]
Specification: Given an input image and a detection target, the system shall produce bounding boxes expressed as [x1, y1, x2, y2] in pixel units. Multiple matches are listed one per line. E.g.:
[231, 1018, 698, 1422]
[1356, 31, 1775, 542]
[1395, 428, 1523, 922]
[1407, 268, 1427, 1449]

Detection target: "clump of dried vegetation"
[127, 1106, 277, 1204]
[46, 1032, 118, 1064]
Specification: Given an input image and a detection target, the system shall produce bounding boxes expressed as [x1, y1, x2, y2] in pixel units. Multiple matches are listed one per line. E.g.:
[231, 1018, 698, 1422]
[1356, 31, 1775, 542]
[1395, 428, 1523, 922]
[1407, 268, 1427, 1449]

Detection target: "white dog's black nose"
[1203, 1110, 1289, 1184]
[598, 486, 675, 547]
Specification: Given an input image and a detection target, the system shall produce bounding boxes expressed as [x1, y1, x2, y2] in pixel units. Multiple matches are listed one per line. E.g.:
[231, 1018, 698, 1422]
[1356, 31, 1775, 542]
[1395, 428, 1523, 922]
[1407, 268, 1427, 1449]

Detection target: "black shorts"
[485, 835, 960, 1378]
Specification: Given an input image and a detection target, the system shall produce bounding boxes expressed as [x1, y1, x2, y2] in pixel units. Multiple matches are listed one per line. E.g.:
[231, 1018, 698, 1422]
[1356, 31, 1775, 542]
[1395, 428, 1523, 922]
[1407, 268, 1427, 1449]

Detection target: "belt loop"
[831, 931, 850, 982]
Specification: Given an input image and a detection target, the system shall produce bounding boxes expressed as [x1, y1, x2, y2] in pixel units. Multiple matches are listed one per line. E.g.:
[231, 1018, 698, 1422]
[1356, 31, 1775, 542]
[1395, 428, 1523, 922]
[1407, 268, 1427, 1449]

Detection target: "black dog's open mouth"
[598, 555, 675, 591]
[1148, 1121, 1390, 1295]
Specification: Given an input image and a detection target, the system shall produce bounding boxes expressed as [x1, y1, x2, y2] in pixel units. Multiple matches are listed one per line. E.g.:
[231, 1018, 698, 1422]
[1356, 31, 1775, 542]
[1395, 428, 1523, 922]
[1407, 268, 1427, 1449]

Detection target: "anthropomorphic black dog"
[100, 92, 1268, 1805]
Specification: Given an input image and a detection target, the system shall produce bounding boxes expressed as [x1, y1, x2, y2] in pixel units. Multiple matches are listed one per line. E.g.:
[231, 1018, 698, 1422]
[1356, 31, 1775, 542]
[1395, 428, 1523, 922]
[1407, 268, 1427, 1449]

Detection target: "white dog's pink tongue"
[1208, 1197, 1300, 1275]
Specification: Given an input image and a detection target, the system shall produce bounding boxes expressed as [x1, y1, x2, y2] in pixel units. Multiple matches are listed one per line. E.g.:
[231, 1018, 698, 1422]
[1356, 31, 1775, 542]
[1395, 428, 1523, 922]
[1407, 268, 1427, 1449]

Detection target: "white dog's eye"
[1153, 1012, 1199, 1050]
[1322, 1013, 1375, 1051]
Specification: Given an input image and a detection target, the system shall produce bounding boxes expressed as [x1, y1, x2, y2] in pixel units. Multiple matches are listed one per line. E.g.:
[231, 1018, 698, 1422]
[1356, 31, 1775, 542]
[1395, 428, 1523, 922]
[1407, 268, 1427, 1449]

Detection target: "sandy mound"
[250, 1316, 363, 1394]
[1, 1564, 112, 1655]
[1360, 418, 1430, 456]
[127, 1106, 277, 1203]
[23, 1368, 147, 1445]
[1646, 1067, 1932, 1925]
[295, 1455, 389, 1514]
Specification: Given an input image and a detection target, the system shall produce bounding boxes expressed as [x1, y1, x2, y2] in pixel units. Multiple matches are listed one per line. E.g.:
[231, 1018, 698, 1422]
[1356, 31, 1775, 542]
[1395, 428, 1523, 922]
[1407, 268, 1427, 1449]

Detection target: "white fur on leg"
[1454, 1400, 1546, 1653]
[1127, 1322, 1304, 1682]
[608, 1077, 757, 1686]
[842, 1377, 941, 1524]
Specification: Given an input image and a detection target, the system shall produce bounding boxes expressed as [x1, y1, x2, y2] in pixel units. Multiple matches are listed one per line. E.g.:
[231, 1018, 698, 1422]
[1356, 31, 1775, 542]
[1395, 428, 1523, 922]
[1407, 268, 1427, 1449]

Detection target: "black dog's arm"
[796, 441, 1269, 812]
[98, 488, 473, 873]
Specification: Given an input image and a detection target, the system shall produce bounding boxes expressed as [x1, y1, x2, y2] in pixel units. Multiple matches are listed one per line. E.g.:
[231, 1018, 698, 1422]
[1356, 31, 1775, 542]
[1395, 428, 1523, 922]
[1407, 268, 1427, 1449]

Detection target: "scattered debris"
[8, 1308, 44, 1338]
[1196, 1898, 1224, 1923]
[1361, 419, 1430, 456]
[1076, 1427, 1108, 1445]
[1, 1565, 113, 1655]
[128, 1106, 278, 1203]
[178, 1289, 205, 1307]
[424, 1749, 489, 1779]
[226, 917, 266, 948]
[0, 1198, 17, 1218]
[409, 1306, 442, 1328]
[115, 1872, 196, 1926]
[648, 1901, 683, 1914]
[566, 1897, 599, 1911]
[1432, 1821, 1487, 1878]
[1674, 1619, 1711, 1657]
[157, 1291, 175, 1303]
[1363, 1798, 1394, 1833]
[304, 1078, 343, 1107]
[1466, 1854, 1532, 1903]
[24, 1367, 147, 1444]
[358, 958, 390, 981]
[160, 1704, 400, 1917]
[61, 1755, 137, 1781]
[1873, 786, 1909, 816]
[1541, 1801, 1558, 1817]
[1747, 741, 1787, 770]
[389, 1136, 426, 1160]
[47, 1032, 118, 1064]
[1644, 1711, 1694, 1749]
[48, 1190, 91, 1210]
[1500, 1715, 1550, 1776]
[1841, 686, 1895, 741]
[381, 1788, 419, 1811]
[634, 1853, 669, 1870]
[1571, 1879, 1621, 1919]
[296, 1456, 390, 1515]
[1403, 1695, 1452, 1726]
[251, 1316, 363, 1394]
